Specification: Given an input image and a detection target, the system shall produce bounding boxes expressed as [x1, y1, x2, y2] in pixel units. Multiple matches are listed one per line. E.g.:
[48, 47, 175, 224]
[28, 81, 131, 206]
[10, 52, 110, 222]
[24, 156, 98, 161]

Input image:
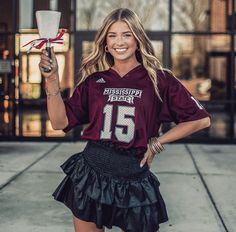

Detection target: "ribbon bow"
[23, 29, 66, 53]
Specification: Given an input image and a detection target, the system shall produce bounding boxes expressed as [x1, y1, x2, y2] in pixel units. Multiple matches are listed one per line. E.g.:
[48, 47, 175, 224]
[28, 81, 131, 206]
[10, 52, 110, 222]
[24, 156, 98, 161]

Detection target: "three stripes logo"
[96, 77, 106, 83]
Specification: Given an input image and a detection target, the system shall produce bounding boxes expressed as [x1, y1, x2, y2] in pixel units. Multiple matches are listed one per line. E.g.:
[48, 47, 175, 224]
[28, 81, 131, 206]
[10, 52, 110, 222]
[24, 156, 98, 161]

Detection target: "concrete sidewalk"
[0, 142, 235, 232]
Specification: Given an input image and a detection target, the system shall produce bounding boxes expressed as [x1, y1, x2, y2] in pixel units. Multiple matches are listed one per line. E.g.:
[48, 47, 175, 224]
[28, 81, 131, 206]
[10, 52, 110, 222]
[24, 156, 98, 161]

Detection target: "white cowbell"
[36, 10, 61, 39]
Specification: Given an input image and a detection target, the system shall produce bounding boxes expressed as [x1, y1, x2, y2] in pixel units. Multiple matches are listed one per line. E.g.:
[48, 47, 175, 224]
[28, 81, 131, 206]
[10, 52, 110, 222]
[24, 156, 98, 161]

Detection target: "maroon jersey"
[63, 65, 210, 149]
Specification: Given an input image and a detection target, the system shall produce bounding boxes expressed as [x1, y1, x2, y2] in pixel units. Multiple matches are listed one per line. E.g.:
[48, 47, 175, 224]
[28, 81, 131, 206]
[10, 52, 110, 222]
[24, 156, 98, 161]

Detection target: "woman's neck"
[112, 60, 141, 77]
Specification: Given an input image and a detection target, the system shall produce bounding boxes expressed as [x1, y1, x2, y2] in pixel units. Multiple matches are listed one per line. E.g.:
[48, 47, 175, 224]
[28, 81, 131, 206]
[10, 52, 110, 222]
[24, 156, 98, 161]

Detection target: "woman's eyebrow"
[107, 31, 132, 34]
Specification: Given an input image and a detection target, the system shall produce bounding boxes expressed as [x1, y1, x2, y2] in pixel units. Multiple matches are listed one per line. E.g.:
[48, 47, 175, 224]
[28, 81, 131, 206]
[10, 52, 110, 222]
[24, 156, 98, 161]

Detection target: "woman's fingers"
[39, 48, 58, 76]
[147, 155, 154, 167]
[39, 57, 51, 67]
[140, 149, 156, 168]
[39, 59, 52, 72]
[40, 51, 51, 68]
[140, 152, 149, 168]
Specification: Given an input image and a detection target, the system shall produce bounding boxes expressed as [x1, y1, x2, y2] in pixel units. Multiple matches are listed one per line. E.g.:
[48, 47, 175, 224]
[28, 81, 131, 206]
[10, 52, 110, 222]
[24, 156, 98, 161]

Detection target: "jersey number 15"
[100, 104, 135, 143]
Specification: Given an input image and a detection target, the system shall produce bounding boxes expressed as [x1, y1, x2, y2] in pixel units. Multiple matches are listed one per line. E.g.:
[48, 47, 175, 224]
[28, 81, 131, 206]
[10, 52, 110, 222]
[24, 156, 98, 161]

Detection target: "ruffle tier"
[52, 152, 168, 232]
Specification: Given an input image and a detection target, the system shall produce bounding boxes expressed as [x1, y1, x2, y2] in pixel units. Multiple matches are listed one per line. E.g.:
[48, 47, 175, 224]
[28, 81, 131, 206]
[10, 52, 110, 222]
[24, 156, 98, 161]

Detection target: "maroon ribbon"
[23, 29, 66, 53]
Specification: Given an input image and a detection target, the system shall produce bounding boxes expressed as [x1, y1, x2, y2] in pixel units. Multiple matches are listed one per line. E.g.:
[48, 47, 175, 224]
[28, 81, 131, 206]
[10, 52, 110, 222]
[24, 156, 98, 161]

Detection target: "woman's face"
[106, 21, 138, 64]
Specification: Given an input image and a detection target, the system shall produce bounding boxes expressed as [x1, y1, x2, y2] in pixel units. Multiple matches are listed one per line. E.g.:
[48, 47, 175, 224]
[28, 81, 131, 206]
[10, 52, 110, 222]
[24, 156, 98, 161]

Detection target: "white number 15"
[100, 104, 135, 143]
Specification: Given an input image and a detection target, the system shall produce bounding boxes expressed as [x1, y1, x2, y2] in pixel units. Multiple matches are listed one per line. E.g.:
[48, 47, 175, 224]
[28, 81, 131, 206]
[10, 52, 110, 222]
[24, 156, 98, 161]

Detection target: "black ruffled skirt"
[52, 141, 168, 232]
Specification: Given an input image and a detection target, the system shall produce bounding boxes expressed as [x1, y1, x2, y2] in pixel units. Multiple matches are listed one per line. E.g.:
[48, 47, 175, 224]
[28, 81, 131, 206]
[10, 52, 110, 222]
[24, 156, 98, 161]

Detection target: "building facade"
[0, 0, 235, 142]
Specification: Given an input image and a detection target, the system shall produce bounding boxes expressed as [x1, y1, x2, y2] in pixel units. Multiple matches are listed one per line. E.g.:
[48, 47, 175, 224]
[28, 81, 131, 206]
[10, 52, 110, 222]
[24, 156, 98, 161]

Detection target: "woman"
[39, 8, 211, 232]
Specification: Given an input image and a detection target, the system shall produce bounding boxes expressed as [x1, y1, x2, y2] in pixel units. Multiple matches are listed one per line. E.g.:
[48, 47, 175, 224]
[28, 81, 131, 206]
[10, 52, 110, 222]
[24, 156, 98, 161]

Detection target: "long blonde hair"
[78, 8, 163, 100]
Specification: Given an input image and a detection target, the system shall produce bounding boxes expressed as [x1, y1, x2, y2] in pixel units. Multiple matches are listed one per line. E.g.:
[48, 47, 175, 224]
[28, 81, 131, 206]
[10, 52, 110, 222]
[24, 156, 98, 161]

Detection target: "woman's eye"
[108, 35, 116, 38]
[124, 34, 132, 37]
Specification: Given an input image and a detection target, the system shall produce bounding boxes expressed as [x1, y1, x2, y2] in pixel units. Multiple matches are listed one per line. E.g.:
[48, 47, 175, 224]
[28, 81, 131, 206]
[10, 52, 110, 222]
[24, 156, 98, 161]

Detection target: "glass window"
[172, 35, 230, 101]
[76, 0, 169, 31]
[28, 54, 41, 83]
[19, 0, 34, 29]
[0, 34, 15, 60]
[0, 99, 14, 136]
[210, 0, 228, 32]
[172, 0, 210, 31]
[16, 108, 65, 137]
[151, 40, 163, 64]
[0, 33, 15, 137]
[19, 0, 72, 30]
[0, 0, 15, 32]
[172, 0, 232, 32]
[207, 103, 231, 139]
[0, 32, 15, 128]
[50, 0, 58, 11]
[82, 41, 94, 57]
[22, 110, 42, 136]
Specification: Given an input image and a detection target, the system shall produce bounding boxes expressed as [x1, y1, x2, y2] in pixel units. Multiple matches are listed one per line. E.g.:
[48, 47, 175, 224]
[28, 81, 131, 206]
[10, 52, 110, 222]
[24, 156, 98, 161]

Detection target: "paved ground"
[0, 141, 235, 232]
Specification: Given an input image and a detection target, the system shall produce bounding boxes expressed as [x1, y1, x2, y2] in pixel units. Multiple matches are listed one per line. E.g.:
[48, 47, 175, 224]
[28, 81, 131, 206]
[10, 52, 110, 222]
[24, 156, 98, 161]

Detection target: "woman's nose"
[115, 36, 125, 45]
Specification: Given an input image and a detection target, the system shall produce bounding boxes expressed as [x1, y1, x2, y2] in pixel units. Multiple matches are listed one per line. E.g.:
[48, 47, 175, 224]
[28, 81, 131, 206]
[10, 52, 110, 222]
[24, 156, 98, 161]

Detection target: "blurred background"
[0, 0, 235, 143]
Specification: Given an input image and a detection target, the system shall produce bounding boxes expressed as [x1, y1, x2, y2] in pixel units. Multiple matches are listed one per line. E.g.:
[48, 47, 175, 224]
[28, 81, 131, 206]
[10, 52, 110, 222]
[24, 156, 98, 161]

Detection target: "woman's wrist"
[45, 73, 59, 83]
[148, 137, 165, 155]
[45, 86, 61, 96]
[45, 78, 60, 96]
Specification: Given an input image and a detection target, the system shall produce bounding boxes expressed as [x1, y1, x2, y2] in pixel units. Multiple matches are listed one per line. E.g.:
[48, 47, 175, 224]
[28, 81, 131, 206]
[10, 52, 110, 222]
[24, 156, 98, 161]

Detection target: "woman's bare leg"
[73, 215, 105, 232]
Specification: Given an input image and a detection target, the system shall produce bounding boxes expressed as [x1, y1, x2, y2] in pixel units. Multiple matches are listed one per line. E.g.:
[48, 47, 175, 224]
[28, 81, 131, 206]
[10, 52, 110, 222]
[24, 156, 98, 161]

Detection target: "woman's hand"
[140, 144, 156, 168]
[39, 47, 59, 80]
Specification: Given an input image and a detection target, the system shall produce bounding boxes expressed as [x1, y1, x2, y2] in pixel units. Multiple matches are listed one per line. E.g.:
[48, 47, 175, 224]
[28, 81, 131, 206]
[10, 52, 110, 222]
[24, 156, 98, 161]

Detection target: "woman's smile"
[114, 48, 128, 54]
[106, 21, 138, 62]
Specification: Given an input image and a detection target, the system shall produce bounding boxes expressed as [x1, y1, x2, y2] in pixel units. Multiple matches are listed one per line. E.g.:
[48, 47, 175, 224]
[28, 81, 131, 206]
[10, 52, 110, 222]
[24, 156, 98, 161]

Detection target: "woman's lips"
[114, 48, 128, 53]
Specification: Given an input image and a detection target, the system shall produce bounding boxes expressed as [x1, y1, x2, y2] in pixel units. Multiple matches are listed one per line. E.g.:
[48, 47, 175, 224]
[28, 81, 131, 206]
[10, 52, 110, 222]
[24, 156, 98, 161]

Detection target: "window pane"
[0, 0, 15, 32]
[151, 40, 163, 64]
[172, 35, 230, 101]
[22, 110, 42, 136]
[207, 103, 231, 139]
[20, 83, 41, 99]
[28, 55, 41, 83]
[0, 34, 15, 60]
[19, 0, 72, 30]
[172, 0, 210, 31]
[76, 0, 169, 31]
[16, 108, 65, 137]
[19, 0, 33, 29]
[82, 41, 94, 57]
[211, 0, 228, 32]
[173, 0, 230, 32]
[0, 99, 14, 136]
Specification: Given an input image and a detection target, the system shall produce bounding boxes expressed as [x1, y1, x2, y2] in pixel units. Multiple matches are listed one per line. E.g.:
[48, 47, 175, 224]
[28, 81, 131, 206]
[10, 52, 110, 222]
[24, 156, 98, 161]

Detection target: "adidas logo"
[96, 77, 106, 83]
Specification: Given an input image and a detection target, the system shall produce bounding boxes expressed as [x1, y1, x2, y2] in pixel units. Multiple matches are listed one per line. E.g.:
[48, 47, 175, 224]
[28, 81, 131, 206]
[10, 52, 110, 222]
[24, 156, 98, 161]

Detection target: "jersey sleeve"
[159, 72, 210, 124]
[63, 80, 89, 132]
